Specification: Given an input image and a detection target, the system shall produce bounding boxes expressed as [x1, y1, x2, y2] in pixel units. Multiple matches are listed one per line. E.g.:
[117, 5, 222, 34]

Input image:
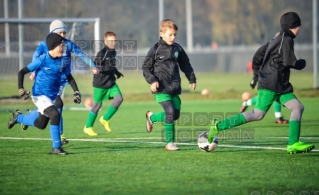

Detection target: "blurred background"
[0, 0, 318, 105]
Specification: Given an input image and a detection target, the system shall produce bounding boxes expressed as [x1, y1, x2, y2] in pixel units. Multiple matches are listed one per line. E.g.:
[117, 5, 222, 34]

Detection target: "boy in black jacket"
[84, 31, 123, 136]
[208, 12, 314, 154]
[142, 19, 196, 151]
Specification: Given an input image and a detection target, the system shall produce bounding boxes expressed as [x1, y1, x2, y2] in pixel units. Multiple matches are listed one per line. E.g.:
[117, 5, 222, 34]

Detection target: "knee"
[174, 110, 180, 121]
[50, 112, 60, 125]
[252, 110, 265, 121]
[36, 123, 47, 130]
[295, 103, 304, 113]
[165, 111, 174, 123]
[112, 95, 123, 108]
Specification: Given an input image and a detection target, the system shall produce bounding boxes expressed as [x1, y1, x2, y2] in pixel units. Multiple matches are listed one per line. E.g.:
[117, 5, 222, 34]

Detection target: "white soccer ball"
[201, 89, 210, 95]
[198, 131, 218, 152]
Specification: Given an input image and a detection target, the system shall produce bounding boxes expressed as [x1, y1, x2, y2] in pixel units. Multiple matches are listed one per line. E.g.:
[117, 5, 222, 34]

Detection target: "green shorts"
[154, 94, 181, 110]
[255, 89, 297, 112]
[93, 84, 122, 103]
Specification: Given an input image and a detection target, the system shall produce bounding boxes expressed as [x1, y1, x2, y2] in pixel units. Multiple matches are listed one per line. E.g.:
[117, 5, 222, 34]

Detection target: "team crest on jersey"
[174, 51, 179, 59]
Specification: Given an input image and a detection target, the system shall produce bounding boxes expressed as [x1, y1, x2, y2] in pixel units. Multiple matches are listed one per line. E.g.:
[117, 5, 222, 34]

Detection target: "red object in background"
[247, 61, 253, 73]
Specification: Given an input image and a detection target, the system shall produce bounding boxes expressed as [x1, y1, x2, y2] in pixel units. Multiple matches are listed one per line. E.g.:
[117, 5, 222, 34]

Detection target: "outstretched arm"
[69, 41, 99, 74]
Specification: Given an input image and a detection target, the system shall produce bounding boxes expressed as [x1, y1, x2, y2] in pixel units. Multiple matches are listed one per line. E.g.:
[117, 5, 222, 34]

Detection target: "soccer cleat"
[275, 117, 289, 124]
[208, 119, 220, 144]
[239, 101, 248, 113]
[165, 142, 180, 151]
[8, 110, 21, 129]
[99, 117, 112, 132]
[51, 147, 68, 155]
[60, 134, 69, 145]
[287, 142, 315, 154]
[146, 111, 154, 132]
[21, 109, 30, 131]
[84, 126, 98, 136]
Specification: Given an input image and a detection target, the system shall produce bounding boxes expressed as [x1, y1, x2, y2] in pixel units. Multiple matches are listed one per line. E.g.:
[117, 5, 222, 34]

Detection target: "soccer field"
[0, 99, 319, 195]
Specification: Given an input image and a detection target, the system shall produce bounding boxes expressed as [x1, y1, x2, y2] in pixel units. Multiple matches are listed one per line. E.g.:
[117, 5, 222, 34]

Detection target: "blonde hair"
[104, 31, 116, 38]
[160, 19, 178, 33]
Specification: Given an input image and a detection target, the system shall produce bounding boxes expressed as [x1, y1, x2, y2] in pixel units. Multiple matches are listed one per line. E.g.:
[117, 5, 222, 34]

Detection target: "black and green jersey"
[142, 38, 196, 95]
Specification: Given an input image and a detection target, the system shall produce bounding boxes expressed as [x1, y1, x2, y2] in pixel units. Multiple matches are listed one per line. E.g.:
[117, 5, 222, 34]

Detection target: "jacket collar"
[281, 29, 296, 38]
[158, 37, 170, 46]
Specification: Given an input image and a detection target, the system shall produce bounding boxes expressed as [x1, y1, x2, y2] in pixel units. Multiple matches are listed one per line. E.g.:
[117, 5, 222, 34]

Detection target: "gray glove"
[73, 91, 81, 104]
[19, 88, 30, 100]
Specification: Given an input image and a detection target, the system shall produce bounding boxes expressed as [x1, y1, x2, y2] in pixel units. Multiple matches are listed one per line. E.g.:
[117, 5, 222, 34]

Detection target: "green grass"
[1, 72, 318, 104]
[1, 99, 319, 195]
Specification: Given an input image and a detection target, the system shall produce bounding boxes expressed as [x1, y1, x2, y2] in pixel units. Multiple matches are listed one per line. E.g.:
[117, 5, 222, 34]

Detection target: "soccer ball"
[84, 98, 93, 108]
[241, 92, 251, 101]
[198, 131, 218, 152]
[201, 89, 210, 95]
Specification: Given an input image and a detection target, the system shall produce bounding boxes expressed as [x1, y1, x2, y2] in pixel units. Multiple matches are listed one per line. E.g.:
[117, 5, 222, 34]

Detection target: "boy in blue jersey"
[8, 33, 80, 155]
[21, 20, 99, 145]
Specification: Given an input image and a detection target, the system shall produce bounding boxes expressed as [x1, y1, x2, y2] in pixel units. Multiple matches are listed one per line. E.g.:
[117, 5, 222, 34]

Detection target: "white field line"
[0, 136, 318, 151]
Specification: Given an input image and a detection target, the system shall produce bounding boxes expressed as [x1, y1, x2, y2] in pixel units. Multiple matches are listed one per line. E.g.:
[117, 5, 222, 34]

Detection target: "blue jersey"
[32, 38, 95, 86]
[28, 53, 71, 100]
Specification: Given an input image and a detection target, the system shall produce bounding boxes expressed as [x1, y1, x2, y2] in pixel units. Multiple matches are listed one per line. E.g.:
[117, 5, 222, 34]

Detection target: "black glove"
[250, 79, 257, 89]
[73, 91, 81, 104]
[19, 88, 30, 100]
[116, 72, 124, 79]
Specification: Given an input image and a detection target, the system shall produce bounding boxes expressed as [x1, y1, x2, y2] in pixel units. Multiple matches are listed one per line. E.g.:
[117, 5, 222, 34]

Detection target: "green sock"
[86, 112, 97, 128]
[288, 120, 300, 145]
[164, 123, 174, 143]
[103, 105, 118, 121]
[273, 101, 282, 119]
[251, 96, 257, 105]
[217, 113, 247, 130]
[150, 112, 165, 123]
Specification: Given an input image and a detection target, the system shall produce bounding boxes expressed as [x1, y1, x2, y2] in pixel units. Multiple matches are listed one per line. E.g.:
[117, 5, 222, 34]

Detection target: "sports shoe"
[287, 142, 315, 154]
[208, 119, 220, 144]
[165, 142, 180, 151]
[21, 109, 30, 131]
[51, 147, 68, 155]
[100, 117, 112, 132]
[61, 134, 69, 145]
[239, 101, 248, 113]
[146, 111, 154, 132]
[84, 126, 98, 136]
[275, 117, 289, 124]
[8, 110, 21, 129]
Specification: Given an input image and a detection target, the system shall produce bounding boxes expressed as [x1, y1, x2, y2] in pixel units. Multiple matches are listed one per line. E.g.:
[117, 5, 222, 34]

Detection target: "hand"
[151, 82, 159, 92]
[116, 72, 124, 79]
[250, 79, 257, 89]
[29, 73, 35, 81]
[92, 67, 99, 74]
[19, 88, 30, 100]
[73, 91, 81, 104]
[189, 83, 196, 90]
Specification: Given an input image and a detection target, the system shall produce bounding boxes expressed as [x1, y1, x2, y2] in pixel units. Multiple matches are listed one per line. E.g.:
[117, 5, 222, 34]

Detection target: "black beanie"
[280, 12, 301, 30]
[46, 33, 65, 50]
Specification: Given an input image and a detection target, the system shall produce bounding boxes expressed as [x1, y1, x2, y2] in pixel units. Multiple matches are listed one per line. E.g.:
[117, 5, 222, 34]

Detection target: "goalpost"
[0, 18, 101, 104]
[0, 18, 100, 69]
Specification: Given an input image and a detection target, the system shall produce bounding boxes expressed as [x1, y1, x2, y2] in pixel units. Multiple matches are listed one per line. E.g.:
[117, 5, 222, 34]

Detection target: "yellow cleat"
[84, 126, 98, 136]
[60, 134, 69, 145]
[99, 117, 112, 132]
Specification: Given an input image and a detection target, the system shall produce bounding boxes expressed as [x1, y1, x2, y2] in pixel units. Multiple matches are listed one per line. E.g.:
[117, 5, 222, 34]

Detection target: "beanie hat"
[46, 33, 65, 50]
[49, 19, 67, 33]
[280, 12, 301, 30]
